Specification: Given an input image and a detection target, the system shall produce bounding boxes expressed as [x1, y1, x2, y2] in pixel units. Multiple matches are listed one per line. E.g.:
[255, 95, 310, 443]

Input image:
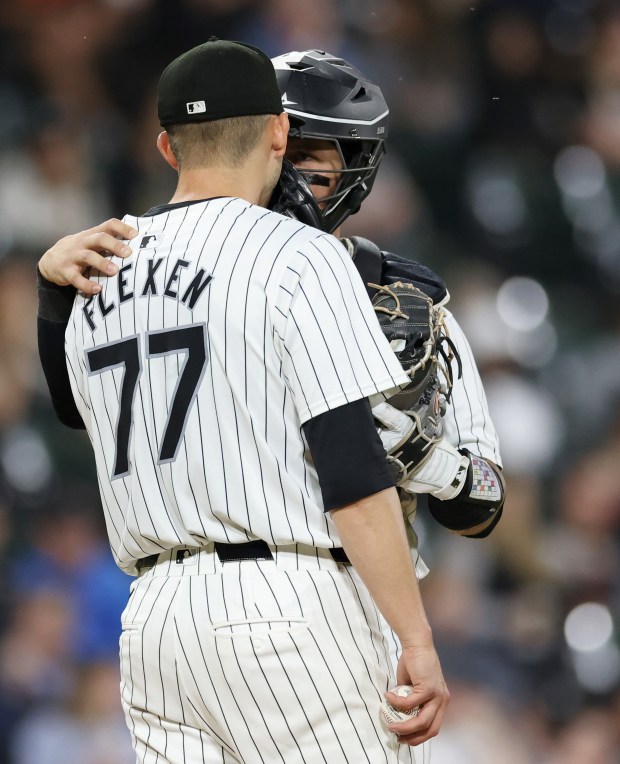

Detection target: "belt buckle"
[214, 540, 274, 563]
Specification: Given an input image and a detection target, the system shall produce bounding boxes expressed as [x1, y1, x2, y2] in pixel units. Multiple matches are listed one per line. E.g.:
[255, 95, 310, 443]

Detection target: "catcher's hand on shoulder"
[39, 219, 138, 295]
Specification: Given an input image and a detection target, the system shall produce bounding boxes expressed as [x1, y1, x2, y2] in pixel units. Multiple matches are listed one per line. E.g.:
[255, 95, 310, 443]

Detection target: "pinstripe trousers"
[119, 544, 429, 763]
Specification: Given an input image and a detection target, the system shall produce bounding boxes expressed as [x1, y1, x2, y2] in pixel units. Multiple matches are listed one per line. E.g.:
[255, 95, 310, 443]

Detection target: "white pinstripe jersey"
[441, 310, 501, 467]
[65, 198, 408, 574]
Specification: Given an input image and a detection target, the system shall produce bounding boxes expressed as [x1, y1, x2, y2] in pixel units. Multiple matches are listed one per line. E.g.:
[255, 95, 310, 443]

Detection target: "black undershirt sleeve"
[302, 397, 394, 512]
[37, 268, 85, 429]
[38, 318, 85, 429]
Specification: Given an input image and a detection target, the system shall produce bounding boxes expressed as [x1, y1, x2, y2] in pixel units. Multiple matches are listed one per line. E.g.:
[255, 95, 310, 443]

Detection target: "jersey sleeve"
[302, 398, 395, 511]
[274, 234, 409, 425]
[442, 310, 503, 467]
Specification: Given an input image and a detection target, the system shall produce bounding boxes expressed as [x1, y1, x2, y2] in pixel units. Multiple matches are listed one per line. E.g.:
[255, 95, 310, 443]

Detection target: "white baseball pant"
[119, 543, 430, 763]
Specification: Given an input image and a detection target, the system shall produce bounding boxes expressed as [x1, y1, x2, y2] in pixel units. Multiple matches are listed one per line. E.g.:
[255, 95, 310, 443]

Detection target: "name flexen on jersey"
[82, 257, 213, 331]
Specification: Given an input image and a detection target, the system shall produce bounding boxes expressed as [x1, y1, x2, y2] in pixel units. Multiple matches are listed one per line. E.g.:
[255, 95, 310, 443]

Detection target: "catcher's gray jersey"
[64, 197, 408, 574]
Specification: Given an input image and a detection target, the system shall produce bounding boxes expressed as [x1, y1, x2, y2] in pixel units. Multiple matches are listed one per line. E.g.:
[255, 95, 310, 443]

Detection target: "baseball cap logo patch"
[158, 39, 283, 127]
[186, 100, 206, 115]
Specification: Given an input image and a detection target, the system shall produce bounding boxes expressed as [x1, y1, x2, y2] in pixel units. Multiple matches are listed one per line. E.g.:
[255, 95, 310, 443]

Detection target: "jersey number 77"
[85, 323, 208, 478]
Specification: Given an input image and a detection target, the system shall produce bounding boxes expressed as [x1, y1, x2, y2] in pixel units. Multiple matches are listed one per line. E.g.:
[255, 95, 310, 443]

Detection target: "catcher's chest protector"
[345, 236, 448, 305]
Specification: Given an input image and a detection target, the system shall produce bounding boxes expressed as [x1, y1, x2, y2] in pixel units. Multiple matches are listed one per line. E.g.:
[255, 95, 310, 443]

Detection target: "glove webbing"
[436, 333, 462, 404]
[372, 280, 462, 404]
[368, 281, 436, 376]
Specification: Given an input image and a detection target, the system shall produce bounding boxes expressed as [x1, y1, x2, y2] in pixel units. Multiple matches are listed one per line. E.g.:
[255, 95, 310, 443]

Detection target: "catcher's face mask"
[285, 137, 343, 206]
[272, 49, 388, 233]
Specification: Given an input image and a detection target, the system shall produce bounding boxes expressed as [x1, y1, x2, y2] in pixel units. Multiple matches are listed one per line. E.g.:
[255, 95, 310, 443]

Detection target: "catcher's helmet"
[272, 50, 388, 233]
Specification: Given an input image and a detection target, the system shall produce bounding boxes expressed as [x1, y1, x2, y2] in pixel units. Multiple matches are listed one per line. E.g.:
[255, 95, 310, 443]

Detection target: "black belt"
[136, 540, 350, 572]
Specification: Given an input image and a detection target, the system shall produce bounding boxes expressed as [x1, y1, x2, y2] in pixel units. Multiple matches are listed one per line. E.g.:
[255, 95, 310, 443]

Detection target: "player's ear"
[271, 113, 289, 158]
[157, 131, 179, 171]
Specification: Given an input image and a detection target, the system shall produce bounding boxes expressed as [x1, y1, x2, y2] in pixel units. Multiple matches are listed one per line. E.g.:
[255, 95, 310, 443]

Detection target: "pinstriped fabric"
[346, 280, 501, 589]
[342, 564, 431, 764]
[66, 197, 416, 762]
[440, 311, 501, 467]
[65, 199, 408, 574]
[362, 303, 501, 474]
[273, 244, 404, 425]
[120, 550, 417, 763]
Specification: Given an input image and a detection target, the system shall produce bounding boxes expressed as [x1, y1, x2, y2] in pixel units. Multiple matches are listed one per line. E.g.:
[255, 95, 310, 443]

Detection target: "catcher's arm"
[39, 218, 137, 295]
[404, 309, 505, 538]
[400, 440, 504, 537]
[374, 399, 504, 538]
[367, 278, 504, 539]
[368, 279, 456, 476]
[37, 219, 137, 429]
[425, 452, 504, 538]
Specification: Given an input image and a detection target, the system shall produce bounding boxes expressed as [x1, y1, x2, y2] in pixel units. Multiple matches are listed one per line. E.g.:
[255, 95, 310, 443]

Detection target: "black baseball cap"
[158, 37, 284, 127]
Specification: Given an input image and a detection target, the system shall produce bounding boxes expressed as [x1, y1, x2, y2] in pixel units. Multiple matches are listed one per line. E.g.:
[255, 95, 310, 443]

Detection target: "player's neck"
[170, 167, 264, 206]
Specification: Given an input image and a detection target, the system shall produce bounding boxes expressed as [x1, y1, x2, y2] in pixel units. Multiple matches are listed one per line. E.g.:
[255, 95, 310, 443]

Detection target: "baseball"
[380, 685, 421, 726]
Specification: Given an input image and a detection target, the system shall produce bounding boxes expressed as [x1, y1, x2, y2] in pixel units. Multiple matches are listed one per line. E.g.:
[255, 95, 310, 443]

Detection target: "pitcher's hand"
[385, 645, 450, 746]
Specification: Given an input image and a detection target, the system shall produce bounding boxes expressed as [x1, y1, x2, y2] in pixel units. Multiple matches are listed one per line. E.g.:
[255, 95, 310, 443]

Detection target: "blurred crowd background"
[0, 0, 619, 762]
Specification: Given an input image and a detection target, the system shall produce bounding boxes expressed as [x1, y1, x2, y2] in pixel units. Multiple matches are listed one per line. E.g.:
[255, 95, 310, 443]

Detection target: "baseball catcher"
[38, 49, 505, 547]
[268, 102, 504, 541]
[270, 48, 505, 542]
[355, 241, 504, 539]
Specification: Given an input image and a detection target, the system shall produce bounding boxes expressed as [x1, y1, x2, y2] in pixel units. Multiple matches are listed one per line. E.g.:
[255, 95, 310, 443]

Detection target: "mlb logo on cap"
[158, 39, 283, 126]
[186, 100, 206, 115]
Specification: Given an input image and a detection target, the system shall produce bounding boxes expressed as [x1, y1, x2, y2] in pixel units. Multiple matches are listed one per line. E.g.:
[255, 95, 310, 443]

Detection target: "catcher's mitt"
[370, 280, 460, 482]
